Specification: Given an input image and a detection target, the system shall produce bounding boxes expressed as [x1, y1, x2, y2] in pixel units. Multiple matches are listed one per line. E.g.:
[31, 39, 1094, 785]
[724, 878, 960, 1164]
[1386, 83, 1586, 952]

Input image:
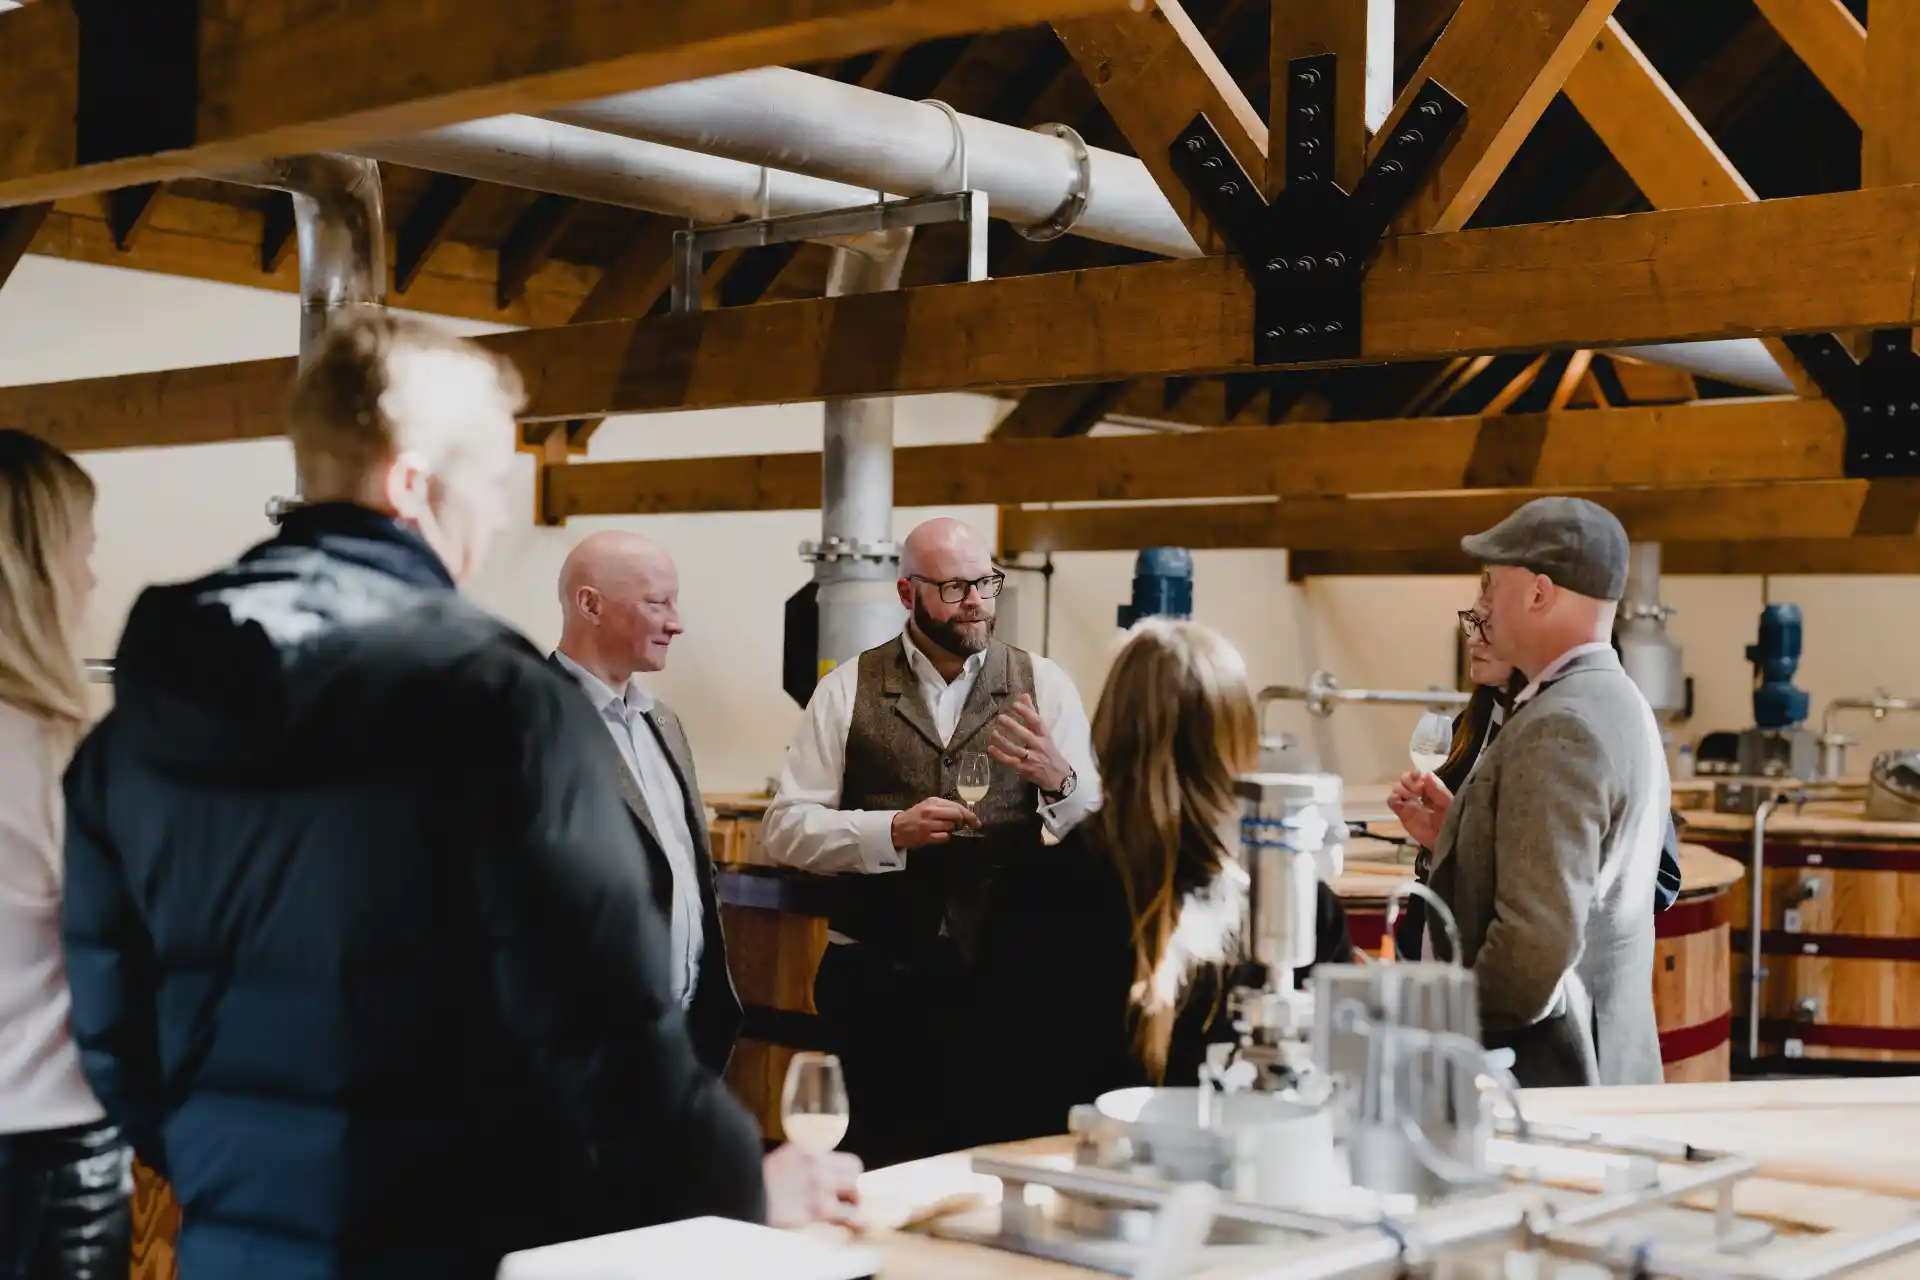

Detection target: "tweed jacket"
[1427, 646, 1667, 1088]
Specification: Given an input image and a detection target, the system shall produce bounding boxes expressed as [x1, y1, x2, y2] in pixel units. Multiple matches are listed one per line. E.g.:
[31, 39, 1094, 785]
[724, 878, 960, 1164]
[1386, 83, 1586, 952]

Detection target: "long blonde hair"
[0, 430, 96, 755]
[1087, 619, 1260, 1078]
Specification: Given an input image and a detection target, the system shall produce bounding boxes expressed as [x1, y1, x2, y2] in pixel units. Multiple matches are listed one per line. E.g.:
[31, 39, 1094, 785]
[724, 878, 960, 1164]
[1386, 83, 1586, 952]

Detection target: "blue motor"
[1747, 603, 1810, 729]
[1117, 547, 1194, 627]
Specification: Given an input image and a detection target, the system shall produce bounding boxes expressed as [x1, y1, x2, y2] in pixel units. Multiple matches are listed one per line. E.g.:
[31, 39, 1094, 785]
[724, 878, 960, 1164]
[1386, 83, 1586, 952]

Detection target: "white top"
[554, 653, 704, 1008]
[0, 701, 104, 1134]
[762, 626, 1100, 880]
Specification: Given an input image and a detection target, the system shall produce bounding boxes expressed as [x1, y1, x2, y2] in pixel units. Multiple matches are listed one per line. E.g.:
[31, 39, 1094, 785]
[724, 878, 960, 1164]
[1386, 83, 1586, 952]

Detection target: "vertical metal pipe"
[218, 155, 388, 368]
[813, 229, 915, 673]
[217, 154, 387, 519]
[1748, 796, 1779, 1062]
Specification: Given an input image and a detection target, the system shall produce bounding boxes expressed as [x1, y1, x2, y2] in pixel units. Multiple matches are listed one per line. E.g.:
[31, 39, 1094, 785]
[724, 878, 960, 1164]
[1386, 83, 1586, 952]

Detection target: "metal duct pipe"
[364, 89, 1784, 390]
[359, 115, 880, 229]
[544, 67, 1191, 258]
[813, 231, 917, 673]
[219, 154, 387, 367]
[1608, 340, 1794, 395]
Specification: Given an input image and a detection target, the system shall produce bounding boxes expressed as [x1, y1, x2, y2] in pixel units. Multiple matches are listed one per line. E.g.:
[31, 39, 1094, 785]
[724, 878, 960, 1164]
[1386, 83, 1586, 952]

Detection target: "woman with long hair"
[965, 620, 1350, 1145]
[0, 430, 129, 1279]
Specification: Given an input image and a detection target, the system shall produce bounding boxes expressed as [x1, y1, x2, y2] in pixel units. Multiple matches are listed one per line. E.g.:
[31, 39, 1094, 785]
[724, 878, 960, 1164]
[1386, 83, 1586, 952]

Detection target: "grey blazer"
[1428, 646, 1666, 1088]
[546, 655, 742, 1074]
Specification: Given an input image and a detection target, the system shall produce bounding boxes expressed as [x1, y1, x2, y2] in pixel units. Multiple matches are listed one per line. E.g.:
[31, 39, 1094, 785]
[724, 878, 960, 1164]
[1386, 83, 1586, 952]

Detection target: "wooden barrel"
[1691, 810, 1920, 1066]
[1333, 844, 1743, 1083]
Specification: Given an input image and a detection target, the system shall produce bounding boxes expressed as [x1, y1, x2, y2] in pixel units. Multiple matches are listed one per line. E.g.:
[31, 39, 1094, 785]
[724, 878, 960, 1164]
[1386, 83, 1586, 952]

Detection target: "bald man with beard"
[763, 518, 1099, 1165]
[552, 531, 742, 1073]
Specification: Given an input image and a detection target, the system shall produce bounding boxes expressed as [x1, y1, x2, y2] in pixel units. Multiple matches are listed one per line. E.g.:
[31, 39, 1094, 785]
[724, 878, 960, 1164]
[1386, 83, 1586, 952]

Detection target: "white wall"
[8, 255, 1920, 792]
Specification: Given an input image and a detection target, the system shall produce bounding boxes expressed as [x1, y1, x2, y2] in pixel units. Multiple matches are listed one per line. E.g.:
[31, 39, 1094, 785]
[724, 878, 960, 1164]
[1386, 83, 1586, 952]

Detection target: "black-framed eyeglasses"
[1458, 608, 1489, 642]
[911, 573, 1005, 604]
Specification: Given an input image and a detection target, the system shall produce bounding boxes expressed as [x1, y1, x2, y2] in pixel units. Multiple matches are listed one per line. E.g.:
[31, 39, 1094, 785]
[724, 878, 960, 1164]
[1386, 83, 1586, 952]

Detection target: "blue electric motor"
[1747, 603, 1810, 729]
[1117, 547, 1194, 627]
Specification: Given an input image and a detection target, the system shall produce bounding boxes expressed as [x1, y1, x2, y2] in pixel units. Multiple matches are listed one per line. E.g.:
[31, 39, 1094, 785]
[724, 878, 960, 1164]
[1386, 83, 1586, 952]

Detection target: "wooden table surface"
[849, 1078, 1920, 1278]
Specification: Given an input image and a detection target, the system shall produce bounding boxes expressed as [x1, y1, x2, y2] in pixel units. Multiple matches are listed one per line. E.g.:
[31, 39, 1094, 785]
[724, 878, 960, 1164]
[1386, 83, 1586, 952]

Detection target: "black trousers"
[813, 941, 971, 1170]
[0, 1122, 130, 1280]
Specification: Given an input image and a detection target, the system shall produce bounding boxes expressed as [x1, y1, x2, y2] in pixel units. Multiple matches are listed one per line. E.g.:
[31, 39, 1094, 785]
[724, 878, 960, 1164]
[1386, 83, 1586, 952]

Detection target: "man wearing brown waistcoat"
[763, 518, 1099, 1166]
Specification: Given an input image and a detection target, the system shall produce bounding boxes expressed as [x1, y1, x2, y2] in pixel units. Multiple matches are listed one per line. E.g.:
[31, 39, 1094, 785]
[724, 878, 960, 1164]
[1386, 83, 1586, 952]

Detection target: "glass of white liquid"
[781, 1051, 850, 1151]
[951, 752, 991, 839]
[1409, 710, 1454, 776]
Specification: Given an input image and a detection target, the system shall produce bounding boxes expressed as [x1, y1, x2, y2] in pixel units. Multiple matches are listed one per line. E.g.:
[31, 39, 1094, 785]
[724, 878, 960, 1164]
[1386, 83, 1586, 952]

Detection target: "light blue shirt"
[555, 651, 704, 1006]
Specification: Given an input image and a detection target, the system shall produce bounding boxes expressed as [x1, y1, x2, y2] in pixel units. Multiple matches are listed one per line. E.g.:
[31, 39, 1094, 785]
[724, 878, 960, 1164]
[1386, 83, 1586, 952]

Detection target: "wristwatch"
[1042, 768, 1077, 804]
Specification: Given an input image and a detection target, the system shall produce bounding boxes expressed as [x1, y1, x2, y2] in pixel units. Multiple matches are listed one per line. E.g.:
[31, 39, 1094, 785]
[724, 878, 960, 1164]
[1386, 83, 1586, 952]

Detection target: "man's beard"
[915, 594, 995, 657]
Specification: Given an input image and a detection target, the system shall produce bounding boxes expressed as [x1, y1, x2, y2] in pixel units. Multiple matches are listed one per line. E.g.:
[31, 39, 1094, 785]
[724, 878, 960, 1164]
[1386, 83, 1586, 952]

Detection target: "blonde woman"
[965, 620, 1351, 1146]
[0, 430, 127, 1279]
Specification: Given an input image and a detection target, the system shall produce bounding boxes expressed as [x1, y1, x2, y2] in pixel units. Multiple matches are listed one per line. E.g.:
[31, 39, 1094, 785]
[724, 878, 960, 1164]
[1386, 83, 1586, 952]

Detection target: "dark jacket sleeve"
[473, 661, 765, 1229]
[1654, 812, 1684, 913]
[60, 722, 168, 1175]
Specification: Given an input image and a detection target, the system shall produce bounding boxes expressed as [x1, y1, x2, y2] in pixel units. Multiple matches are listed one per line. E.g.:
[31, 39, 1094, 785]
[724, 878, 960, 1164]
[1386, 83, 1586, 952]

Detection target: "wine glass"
[1409, 709, 1454, 776]
[951, 752, 991, 839]
[781, 1051, 850, 1151]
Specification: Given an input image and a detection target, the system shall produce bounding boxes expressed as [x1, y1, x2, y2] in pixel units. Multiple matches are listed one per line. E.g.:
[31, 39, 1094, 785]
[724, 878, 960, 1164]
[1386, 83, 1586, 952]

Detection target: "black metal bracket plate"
[1781, 328, 1920, 477]
[1168, 55, 1465, 364]
[73, 0, 200, 167]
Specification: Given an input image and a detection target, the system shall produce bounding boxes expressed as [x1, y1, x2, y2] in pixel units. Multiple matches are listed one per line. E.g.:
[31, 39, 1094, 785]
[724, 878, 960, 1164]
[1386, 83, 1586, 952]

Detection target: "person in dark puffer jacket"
[59, 314, 857, 1280]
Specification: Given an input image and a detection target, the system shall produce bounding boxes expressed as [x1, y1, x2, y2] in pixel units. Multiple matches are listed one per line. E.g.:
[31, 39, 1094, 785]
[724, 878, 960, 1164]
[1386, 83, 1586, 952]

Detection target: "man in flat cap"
[1389, 497, 1666, 1087]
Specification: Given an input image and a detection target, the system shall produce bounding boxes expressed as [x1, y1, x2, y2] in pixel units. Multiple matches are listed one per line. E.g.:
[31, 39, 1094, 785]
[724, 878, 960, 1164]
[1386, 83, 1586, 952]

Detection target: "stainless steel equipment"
[1819, 690, 1920, 780]
[1865, 748, 1920, 821]
[925, 768, 1920, 1278]
[1616, 543, 1689, 735]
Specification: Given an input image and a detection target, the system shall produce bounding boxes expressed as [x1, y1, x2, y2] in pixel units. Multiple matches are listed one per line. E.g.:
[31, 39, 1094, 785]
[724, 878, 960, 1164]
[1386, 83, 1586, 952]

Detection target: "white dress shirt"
[0, 702, 105, 1134]
[762, 626, 1101, 880]
[554, 652, 704, 1007]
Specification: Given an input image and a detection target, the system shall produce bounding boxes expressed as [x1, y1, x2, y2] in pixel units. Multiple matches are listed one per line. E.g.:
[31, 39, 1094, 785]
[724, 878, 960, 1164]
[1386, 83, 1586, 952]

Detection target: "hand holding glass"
[1409, 711, 1453, 776]
[781, 1052, 850, 1151]
[951, 752, 991, 839]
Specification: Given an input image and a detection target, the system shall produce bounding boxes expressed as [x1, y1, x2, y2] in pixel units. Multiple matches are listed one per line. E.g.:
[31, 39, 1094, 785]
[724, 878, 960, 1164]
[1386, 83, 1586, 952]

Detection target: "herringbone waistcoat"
[834, 635, 1043, 964]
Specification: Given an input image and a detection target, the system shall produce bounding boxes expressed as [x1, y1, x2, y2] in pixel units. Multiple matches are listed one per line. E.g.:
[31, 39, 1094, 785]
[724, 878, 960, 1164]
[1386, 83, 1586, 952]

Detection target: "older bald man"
[553, 531, 741, 1073]
[763, 517, 1099, 1165]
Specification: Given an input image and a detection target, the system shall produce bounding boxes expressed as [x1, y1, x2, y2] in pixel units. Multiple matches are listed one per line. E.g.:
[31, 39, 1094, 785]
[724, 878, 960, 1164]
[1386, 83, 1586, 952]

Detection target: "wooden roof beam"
[543, 397, 1842, 517]
[1752, 0, 1866, 125]
[997, 478, 1920, 554]
[989, 382, 1132, 440]
[1374, 0, 1622, 233]
[1562, 16, 1818, 397]
[1289, 539, 1920, 577]
[393, 174, 478, 296]
[1271, 0, 1393, 197]
[1052, 0, 1267, 251]
[0, 201, 50, 291]
[0, 0, 1134, 209]
[14, 181, 1920, 443]
[1865, 0, 1920, 190]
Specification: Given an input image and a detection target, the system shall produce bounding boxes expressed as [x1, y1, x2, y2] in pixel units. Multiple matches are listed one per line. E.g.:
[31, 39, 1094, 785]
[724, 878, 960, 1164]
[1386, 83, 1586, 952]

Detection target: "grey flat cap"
[1460, 496, 1629, 601]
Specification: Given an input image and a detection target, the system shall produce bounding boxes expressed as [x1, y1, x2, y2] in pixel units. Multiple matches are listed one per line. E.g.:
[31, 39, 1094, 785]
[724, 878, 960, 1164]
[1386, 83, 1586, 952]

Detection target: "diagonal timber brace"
[1782, 329, 1920, 477]
[1168, 54, 1465, 364]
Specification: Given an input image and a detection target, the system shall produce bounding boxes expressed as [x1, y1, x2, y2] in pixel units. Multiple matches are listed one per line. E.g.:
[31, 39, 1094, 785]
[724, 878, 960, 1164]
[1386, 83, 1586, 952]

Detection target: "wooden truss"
[1, 0, 1916, 572]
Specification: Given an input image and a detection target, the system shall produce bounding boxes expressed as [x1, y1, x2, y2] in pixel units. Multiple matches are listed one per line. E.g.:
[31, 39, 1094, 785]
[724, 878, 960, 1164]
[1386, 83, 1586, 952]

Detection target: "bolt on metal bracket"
[1167, 55, 1466, 365]
[1781, 328, 1920, 477]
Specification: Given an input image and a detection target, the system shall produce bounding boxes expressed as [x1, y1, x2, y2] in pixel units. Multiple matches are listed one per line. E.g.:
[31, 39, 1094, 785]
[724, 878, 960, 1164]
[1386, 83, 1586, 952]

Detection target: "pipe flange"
[1014, 122, 1091, 243]
[799, 536, 899, 564]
